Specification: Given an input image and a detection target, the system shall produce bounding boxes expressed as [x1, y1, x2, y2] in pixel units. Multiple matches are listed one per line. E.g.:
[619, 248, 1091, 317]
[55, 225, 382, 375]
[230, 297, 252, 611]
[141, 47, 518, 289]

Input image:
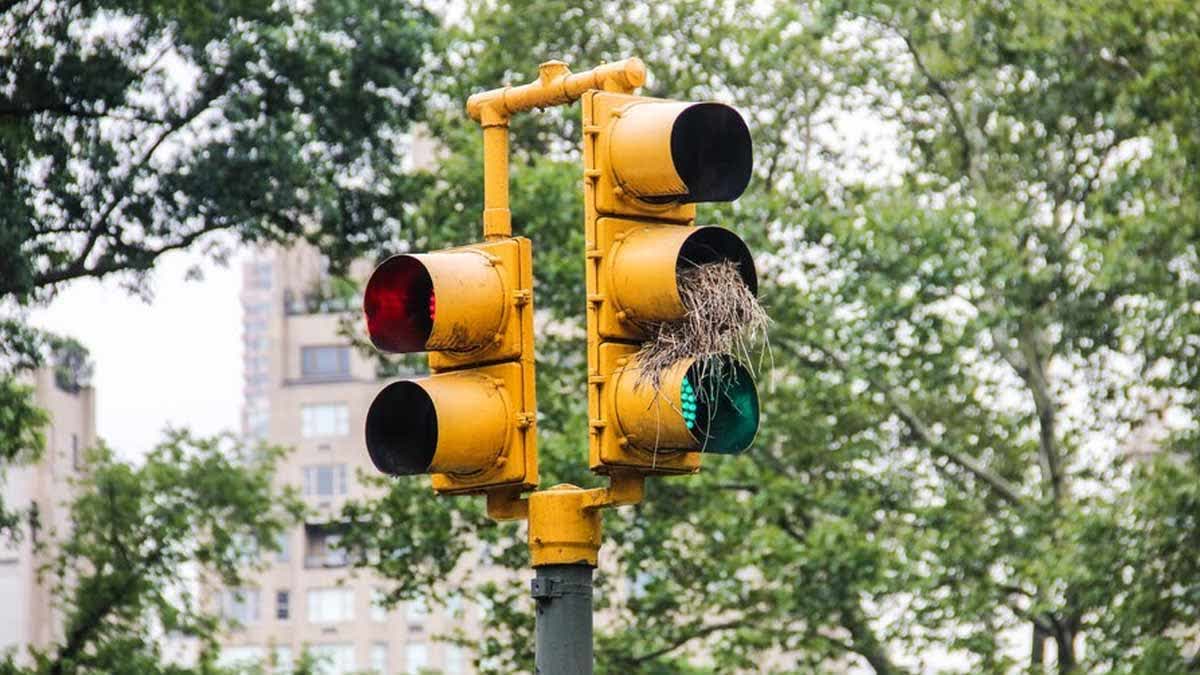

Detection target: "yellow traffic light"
[590, 95, 752, 220]
[363, 237, 537, 494]
[583, 91, 761, 475]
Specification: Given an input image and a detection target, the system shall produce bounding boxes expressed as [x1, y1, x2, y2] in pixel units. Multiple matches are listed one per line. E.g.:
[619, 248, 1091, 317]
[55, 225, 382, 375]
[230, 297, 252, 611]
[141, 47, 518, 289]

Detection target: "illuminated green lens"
[684, 356, 759, 455]
[680, 376, 698, 430]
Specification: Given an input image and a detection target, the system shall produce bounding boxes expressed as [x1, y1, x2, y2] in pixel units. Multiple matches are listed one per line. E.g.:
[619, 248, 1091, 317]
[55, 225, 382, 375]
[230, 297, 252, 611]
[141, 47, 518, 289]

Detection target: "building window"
[407, 596, 429, 623]
[369, 642, 388, 673]
[276, 590, 290, 620]
[71, 433, 81, 470]
[405, 643, 428, 673]
[303, 464, 348, 497]
[301, 404, 349, 438]
[304, 524, 349, 568]
[310, 643, 355, 675]
[218, 645, 264, 668]
[244, 300, 270, 317]
[250, 261, 273, 290]
[307, 588, 355, 623]
[246, 408, 270, 439]
[272, 646, 293, 674]
[221, 588, 260, 625]
[370, 588, 388, 622]
[447, 592, 464, 619]
[445, 646, 466, 675]
[275, 532, 291, 563]
[301, 346, 350, 379]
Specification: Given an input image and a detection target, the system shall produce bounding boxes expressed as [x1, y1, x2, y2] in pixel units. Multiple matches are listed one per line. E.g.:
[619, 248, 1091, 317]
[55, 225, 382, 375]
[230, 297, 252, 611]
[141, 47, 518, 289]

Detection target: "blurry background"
[2, 1, 1200, 674]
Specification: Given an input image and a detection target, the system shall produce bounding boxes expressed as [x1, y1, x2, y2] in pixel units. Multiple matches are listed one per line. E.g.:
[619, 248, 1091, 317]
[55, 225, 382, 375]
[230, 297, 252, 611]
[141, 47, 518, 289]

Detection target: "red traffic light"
[363, 255, 434, 354]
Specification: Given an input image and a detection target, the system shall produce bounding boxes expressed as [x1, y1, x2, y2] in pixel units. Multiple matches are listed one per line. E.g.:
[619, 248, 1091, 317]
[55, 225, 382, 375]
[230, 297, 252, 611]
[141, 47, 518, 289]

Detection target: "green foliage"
[2, 0, 1199, 672]
[344, 1, 1200, 673]
[0, 0, 435, 303]
[0, 2, 431, 667]
[0, 376, 48, 536]
[2, 431, 303, 674]
[0, 323, 89, 538]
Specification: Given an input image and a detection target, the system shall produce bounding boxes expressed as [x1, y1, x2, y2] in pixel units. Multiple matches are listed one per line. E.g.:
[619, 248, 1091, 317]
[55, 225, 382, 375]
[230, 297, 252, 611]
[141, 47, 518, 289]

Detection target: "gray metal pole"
[531, 563, 594, 674]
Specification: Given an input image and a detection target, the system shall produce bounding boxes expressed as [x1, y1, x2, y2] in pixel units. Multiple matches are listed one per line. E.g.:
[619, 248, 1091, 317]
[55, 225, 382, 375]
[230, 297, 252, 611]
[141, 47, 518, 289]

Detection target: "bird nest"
[631, 260, 770, 395]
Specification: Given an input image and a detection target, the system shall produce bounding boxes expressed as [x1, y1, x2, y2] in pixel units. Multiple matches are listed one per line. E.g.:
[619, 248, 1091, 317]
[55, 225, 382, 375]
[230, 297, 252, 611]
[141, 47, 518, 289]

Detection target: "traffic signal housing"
[363, 237, 537, 494]
[583, 92, 761, 475]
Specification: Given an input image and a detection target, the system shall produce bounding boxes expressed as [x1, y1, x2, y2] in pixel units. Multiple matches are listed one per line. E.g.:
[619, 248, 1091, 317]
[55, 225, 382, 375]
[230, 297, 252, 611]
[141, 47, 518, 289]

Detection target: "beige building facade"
[0, 367, 97, 662]
[221, 244, 478, 675]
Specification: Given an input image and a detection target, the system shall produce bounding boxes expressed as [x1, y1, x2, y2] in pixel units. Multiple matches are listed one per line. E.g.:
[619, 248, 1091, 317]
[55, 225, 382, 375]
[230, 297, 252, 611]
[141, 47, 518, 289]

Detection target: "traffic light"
[363, 237, 537, 494]
[583, 92, 761, 475]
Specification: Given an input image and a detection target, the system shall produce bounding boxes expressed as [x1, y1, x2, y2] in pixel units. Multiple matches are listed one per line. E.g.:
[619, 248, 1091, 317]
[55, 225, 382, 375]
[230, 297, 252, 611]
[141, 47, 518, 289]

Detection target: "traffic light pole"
[532, 564, 594, 674]
[466, 58, 711, 673]
[488, 476, 644, 674]
[372, 56, 759, 674]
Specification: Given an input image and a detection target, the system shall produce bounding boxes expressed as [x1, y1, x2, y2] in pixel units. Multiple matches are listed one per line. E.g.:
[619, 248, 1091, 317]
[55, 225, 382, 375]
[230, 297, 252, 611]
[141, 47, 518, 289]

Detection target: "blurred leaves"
[6, 431, 302, 674]
[339, 1, 1200, 672]
[2, 0, 1199, 672]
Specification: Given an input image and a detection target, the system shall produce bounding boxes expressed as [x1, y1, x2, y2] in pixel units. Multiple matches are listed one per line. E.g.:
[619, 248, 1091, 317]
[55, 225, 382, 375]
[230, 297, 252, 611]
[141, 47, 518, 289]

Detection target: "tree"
[0, 0, 434, 669]
[0, 431, 302, 674]
[0, 322, 69, 535]
[0, 0, 434, 304]
[341, 1, 1200, 673]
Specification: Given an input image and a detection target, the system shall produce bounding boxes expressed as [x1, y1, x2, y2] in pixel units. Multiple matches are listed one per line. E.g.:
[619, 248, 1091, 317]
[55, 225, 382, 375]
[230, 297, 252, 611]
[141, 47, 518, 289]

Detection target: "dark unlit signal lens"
[671, 103, 752, 204]
[364, 381, 438, 476]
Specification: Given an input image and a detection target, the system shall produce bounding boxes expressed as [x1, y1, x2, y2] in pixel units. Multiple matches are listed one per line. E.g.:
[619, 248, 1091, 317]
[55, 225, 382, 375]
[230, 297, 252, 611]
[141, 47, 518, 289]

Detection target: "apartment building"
[0, 366, 97, 661]
[221, 244, 476, 675]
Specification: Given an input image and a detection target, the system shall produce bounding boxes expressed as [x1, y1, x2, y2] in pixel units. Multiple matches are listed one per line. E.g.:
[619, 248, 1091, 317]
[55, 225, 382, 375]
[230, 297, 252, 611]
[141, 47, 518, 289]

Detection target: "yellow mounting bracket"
[468, 58, 649, 568]
[486, 472, 645, 567]
[466, 58, 646, 241]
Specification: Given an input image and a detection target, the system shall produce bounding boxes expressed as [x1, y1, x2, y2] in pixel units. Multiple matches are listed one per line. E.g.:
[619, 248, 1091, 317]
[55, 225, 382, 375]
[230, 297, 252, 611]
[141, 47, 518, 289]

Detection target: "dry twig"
[632, 260, 770, 396]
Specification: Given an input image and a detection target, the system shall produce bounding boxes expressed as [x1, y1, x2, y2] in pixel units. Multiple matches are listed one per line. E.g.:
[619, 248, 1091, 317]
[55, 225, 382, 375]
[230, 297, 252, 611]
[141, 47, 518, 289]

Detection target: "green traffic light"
[681, 376, 698, 430]
[683, 356, 759, 454]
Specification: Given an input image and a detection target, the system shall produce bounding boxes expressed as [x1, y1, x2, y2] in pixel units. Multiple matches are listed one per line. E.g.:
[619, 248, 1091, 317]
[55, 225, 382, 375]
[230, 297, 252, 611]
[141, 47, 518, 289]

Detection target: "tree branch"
[842, 606, 908, 675]
[852, 12, 977, 183]
[33, 72, 230, 290]
[794, 341, 1027, 507]
[897, 32, 976, 183]
[36, 225, 213, 287]
[49, 484, 161, 675]
[624, 618, 746, 665]
[1016, 320, 1063, 505]
[0, 103, 165, 124]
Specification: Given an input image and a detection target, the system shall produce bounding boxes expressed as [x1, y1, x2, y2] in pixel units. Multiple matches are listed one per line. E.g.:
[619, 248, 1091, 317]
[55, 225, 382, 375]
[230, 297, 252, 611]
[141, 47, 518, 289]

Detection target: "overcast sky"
[29, 249, 243, 460]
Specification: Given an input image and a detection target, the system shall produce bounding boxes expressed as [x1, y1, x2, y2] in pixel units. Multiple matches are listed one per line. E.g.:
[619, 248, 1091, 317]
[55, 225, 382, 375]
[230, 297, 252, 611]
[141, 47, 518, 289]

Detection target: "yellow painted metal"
[390, 60, 701, 561]
[419, 368, 511, 475]
[429, 360, 538, 495]
[528, 485, 603, 567]
[610, 352, 696, 451]
[525, 473, 645, 567]
[367, 237, 538, 495]
[584, 88, 701, 476]
[589, 91, 697, 223]
[592, 342, 701, 474]
[408, 248, 506, 354]
[466, 58, 645, 121]
[480, 105, 511, 240]
[426, 238, 530, 372]
[596, 218, 756, 341]
[469, 59, 645, 243]
[429, 237, 539, 494]
[607, 101, 692, 199]
[602, 220, 690, 324]
[485, 486, 530, 522]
